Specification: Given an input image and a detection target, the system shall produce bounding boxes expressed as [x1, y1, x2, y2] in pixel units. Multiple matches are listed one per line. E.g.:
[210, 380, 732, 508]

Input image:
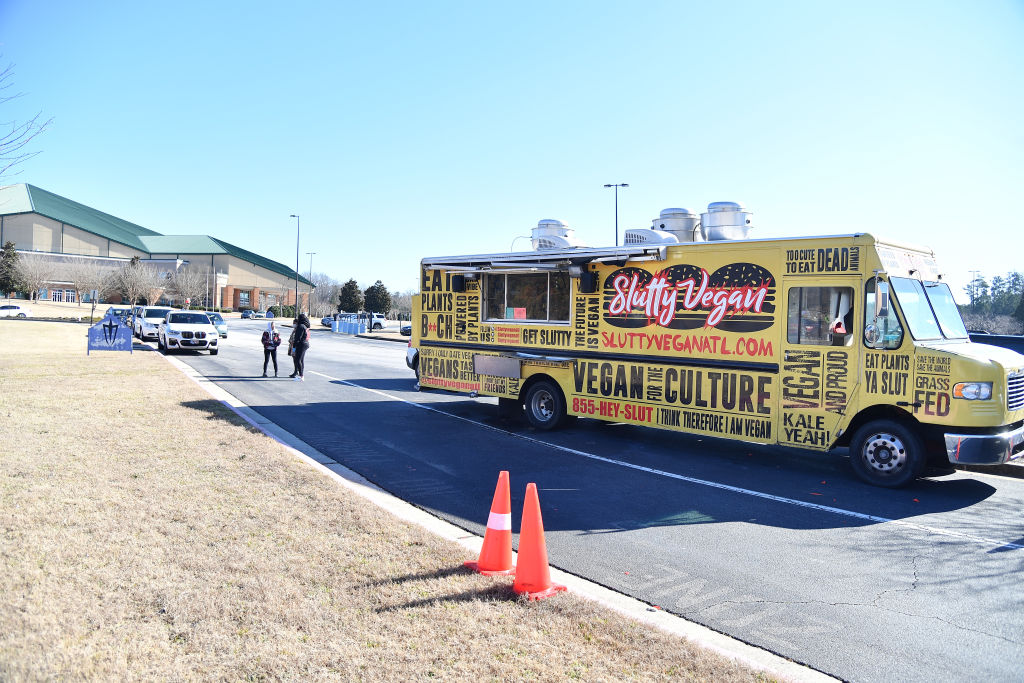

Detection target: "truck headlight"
[952, 382, 992, 400]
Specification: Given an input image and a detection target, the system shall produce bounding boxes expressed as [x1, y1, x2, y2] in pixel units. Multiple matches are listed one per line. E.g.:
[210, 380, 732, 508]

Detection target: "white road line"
[167, 360, 836, 683]
[308, 369, 1024, 552]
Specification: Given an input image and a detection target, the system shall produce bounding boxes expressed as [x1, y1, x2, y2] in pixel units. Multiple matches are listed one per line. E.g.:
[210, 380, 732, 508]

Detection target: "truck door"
[779, 279, 859, 450]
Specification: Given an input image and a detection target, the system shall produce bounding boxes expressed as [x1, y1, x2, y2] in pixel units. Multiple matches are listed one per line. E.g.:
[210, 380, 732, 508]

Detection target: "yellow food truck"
[406, 203, 1024, 487]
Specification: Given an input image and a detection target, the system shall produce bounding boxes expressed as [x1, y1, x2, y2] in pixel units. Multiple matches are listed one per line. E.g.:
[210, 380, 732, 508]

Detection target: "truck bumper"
[945, 423, 1024, 465]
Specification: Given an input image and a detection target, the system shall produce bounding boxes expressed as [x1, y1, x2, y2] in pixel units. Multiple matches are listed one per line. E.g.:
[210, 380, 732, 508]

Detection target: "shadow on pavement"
[179, 395, 1003, 539]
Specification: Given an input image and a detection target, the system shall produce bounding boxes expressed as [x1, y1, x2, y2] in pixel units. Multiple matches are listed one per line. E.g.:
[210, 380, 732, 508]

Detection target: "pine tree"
[363, 280, 392, 315]
[337, 279, 363, 313]
[0, 241, 22, 298]
[1014, 292, 1024, 333]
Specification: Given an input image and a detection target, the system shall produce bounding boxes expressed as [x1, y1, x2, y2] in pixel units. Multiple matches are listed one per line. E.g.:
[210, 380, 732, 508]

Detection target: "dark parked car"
[400, 323, 412, 336]
[241, 309, 254, 319]
[104, 306, 131, 322]
[968, 332, 1024, 355]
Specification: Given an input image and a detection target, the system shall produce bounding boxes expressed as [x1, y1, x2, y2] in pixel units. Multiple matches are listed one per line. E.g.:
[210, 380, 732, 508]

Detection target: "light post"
[306, 251, 316, 316]
[290, 214, 300, 316]
[603, 183, 629, 246]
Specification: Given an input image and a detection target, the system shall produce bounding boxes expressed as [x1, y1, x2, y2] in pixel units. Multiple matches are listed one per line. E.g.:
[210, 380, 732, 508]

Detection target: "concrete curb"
[157, 351, 836, 683]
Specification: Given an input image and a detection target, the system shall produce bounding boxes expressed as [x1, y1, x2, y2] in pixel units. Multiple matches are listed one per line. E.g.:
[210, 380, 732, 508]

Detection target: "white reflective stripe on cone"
[487, 511, 512, 531]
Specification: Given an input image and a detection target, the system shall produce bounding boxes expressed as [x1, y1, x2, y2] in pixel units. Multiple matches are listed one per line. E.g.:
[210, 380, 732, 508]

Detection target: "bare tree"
[169, 265, 207, 308]
[146, 275, 169, 307]
[391, 290, 415, 320]
[1, 62, 53, 180]
[116, 257, 165, 310]
[65, 258, 117, 306]
[310, 272, 339, 317]
[15, 253, 55, 301]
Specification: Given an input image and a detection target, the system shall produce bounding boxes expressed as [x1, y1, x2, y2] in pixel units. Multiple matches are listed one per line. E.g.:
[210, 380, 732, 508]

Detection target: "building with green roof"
[0, 183, 312, 311]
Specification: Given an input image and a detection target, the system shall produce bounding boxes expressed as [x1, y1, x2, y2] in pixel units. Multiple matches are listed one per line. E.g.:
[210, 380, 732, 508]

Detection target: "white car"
[134, 306, 174, 340]
[0, 303, 31, 318]
[157, 311, 219, 355]
[360, 312, 386, 330]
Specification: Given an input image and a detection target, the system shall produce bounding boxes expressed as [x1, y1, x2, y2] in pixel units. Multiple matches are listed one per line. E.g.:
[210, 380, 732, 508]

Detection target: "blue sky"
[1, 1, 1021, 300]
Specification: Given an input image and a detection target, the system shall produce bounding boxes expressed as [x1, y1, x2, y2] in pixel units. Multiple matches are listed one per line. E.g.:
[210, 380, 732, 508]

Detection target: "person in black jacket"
[288, 314, 311, 381]
[261, 321, 281, 377]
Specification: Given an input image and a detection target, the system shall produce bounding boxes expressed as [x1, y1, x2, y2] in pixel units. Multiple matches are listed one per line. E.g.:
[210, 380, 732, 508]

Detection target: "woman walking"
[261, 321, 281, 377]
[288, 313, 311, 381]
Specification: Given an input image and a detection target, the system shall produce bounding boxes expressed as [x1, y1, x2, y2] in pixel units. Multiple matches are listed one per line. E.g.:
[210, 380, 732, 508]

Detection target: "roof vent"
[653, 207, 703, 242]
[702, 201, 752, 240]
[623, 228, 679, 245]
[531, 219, 586, 250]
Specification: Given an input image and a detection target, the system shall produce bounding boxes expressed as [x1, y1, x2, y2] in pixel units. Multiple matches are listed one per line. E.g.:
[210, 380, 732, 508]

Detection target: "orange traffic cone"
[464, 471, 516, 575]
[513, 483, 567, 600]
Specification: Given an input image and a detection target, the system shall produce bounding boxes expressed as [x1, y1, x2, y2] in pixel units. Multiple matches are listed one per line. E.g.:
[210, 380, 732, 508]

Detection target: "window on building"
[484, 272, 570, 322]
[787, 286, 855, 345]
[239, 291, 251, 308]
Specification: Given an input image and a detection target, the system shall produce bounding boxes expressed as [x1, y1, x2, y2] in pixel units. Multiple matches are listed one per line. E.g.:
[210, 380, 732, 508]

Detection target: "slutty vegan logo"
[604, 263, 776, 332]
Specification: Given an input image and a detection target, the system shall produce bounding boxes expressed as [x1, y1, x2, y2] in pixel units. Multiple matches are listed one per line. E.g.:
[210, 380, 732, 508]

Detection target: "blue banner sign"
[88, 315, 133, 354]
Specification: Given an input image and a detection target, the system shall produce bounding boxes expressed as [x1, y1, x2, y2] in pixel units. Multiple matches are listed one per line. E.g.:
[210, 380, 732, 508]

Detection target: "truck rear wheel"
[524, 380, 565, 431]
[849, 419, 925, 488]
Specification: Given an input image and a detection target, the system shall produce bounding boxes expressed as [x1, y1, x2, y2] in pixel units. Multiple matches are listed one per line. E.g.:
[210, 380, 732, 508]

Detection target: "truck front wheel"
[524, 380, 565, 431]
[849, 419, 925, 488]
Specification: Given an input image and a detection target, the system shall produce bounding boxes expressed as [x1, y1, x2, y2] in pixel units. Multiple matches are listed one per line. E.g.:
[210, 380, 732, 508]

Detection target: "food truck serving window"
[788, 287, 855, 345]
[484, 272, 570, 322]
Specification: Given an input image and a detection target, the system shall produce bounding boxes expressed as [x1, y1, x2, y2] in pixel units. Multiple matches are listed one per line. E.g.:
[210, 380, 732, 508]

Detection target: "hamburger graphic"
[603, 262, 775, 332]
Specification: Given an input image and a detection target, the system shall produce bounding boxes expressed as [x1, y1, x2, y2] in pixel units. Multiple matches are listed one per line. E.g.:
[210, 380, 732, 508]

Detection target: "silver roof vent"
[623, 228, 678, 246]
[624, 207, 705, 246]
[702, 201, 752, 240]
[653, 207, 703, 242]
[531, 219, 586, 250]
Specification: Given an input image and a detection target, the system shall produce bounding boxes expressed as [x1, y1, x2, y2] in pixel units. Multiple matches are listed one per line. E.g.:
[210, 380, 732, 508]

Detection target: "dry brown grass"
[0, 321, 769, 681]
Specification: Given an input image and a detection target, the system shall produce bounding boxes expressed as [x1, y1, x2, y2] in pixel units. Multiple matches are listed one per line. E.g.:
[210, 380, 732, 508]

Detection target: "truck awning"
[421, 245, 668, 274]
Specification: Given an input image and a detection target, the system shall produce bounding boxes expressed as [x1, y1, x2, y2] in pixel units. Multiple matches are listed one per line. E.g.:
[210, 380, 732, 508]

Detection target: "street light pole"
[603, 183, 629, 246]
[306, 251, 316, 316]
[290, 214, 300, 316]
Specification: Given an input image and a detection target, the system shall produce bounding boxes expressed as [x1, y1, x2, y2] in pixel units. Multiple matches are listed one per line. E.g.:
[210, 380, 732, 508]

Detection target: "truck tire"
[849, 419, 926, 488]
[524, 380, 565, 431]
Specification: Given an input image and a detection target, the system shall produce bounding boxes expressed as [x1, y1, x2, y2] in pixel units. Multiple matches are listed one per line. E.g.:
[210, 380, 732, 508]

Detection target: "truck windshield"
[889, 278, 968, 341]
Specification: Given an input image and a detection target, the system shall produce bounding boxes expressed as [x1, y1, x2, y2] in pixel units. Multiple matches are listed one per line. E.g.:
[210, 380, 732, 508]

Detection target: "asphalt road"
[163, 319, 1024, 683]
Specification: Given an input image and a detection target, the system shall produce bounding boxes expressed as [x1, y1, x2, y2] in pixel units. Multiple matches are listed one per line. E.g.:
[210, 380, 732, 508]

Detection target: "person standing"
[261, 321, 281, 377]
[288, 313, 311, 381]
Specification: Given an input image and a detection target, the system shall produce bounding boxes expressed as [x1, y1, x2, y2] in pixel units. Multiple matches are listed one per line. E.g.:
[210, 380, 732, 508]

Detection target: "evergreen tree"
[0, 241, 23, 298]
[965, 274, 991, 313]
[363, 280, 392, 315]
[337, 278, 363, 313]
[1014, 292, 1024, 331]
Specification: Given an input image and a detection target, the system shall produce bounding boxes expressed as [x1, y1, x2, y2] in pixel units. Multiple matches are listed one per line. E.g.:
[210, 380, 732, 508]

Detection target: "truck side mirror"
[864, 323, 881, 346]
[875, 281, 889, 318]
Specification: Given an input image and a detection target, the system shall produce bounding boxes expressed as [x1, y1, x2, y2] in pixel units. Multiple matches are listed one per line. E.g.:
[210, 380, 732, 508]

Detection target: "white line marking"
[307, 370, 1024, 551]
[165, 358, 839, 681]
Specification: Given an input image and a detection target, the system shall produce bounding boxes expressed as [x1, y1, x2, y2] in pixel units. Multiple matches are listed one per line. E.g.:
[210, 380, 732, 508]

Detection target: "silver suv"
[134, 306, 174, 340]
